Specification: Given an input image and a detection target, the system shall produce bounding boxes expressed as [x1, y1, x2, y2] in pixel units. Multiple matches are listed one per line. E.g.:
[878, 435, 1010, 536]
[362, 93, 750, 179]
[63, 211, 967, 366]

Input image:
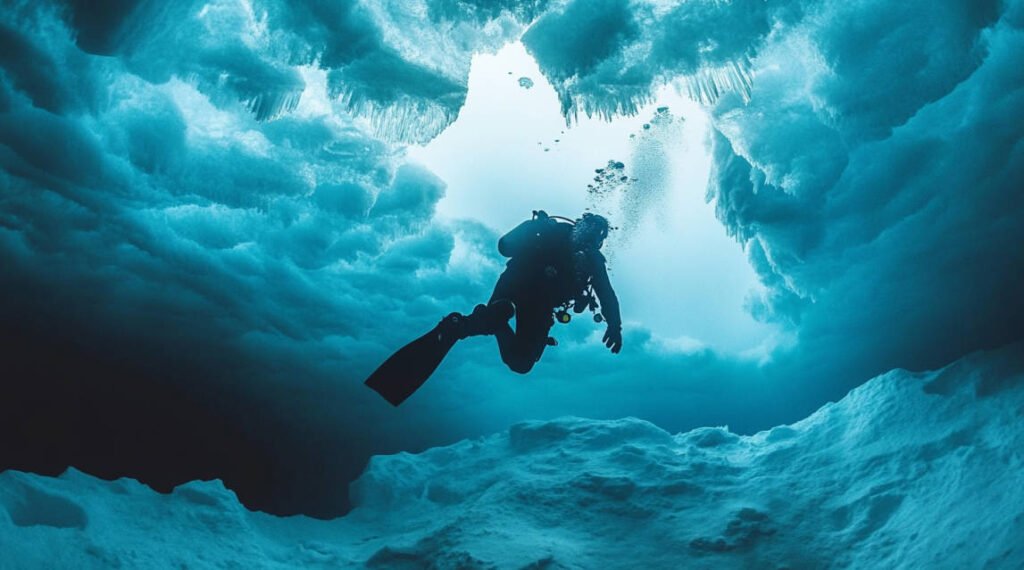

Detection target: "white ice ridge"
[2, 342, 1023, 568]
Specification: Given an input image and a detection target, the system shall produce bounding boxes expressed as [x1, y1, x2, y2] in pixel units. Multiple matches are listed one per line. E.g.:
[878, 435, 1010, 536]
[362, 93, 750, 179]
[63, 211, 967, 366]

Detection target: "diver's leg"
[440, 301, 514, 341]
[489, 265, 553, 372]
[489, 264, 521, 306]
[497, 306, 553, 374]
[494, 321, 517, 366]
[438, 266, 520, 342]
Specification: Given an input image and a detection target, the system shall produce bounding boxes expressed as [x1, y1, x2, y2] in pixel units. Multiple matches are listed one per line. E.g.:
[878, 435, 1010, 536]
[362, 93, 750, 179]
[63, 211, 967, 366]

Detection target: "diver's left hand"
[603, 326, 622, 354]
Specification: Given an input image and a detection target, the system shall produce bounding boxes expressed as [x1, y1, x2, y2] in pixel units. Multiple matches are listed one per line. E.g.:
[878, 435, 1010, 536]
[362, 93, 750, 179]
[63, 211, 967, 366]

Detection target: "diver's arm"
[591, 260, 622, 353]
[591, 259, 620, 328]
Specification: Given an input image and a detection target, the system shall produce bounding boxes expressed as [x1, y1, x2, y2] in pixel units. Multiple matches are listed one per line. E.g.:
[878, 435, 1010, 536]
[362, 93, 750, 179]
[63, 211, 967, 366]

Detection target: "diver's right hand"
[602, 326, 622, 354]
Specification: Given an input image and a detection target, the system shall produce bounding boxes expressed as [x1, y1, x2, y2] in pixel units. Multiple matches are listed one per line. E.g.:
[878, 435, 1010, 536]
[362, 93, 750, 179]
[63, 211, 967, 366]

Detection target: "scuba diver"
[366, 210, 622, 406]
[441, 210, 621, 371]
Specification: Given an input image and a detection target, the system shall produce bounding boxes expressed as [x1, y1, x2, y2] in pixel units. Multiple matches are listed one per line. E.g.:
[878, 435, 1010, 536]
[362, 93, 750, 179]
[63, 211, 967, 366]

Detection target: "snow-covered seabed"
[2, 344, 1023, 569]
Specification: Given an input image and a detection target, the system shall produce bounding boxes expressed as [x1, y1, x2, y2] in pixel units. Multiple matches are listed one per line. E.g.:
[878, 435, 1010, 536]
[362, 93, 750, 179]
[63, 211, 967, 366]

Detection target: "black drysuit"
[489, 217, 621, 373]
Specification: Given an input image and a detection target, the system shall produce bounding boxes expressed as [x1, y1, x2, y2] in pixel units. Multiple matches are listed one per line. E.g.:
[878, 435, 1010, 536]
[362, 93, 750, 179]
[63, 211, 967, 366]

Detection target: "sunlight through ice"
[409, 42, 776, 356]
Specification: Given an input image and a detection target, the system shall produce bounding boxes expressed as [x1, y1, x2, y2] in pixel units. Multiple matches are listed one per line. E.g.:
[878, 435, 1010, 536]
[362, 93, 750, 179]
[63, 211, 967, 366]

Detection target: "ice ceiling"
[1, 0, 1022, 517]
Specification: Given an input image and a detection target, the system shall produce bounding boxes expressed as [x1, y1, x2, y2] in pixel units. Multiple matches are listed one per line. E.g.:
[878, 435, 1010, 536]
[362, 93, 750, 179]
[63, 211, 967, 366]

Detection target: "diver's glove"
[602, 325, 622, 354]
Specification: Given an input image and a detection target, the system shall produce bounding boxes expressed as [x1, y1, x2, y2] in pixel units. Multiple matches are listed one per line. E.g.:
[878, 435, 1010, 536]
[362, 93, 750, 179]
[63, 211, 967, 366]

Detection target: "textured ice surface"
[521, 0, 769, 123]
[3, 343, 1022, 568]
[3, 0, 1022, 525]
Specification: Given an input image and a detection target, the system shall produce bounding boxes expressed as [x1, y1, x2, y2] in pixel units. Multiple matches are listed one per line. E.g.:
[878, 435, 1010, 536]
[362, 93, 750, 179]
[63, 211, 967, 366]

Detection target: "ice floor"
[2, 342, 1022, 569]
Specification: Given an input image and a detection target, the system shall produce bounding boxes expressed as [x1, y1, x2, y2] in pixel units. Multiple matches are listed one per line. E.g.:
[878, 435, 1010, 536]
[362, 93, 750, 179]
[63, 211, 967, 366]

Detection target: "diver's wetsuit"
[489, 217, 621, 373]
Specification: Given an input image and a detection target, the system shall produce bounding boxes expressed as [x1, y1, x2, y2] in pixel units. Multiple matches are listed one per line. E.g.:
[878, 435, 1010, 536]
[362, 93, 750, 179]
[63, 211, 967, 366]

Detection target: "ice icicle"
[683, 57, 754, 105]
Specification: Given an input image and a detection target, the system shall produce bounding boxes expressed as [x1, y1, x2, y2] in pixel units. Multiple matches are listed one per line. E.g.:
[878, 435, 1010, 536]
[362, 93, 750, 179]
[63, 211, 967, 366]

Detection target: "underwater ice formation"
[2, 0, 1023, 520]
[520, 0, 770, 122]
[2, 343, 1022, 568]
[703, 0, 1024, 390]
